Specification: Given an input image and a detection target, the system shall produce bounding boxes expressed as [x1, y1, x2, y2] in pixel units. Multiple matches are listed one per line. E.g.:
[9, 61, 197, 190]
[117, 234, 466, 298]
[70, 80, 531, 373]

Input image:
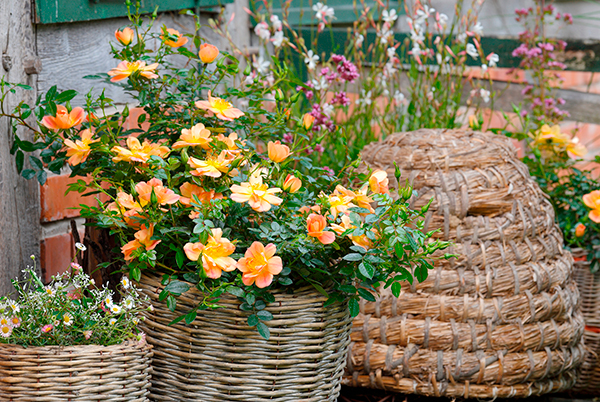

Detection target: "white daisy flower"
[110, 304, 122, 314]
[62, 313, 73, 326]
[0, 324, 12, 338]
[123, 297, 135, 310]
[9, 302, 20, 313]
[109, 318, 117, 326]
[75, 242, 87, 252]
[44, 286, 55, 296]
[121, 277, 130, 289]
[104, 295, 114, 308]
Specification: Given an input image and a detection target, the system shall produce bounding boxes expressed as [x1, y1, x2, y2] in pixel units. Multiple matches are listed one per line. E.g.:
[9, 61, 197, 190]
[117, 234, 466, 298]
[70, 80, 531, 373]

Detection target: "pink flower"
[41, 324, 53, 333]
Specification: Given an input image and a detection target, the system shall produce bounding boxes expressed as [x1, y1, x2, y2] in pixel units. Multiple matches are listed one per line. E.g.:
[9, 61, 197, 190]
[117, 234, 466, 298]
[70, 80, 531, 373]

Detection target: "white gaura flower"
[457, 32, 467, 43]
[356, 89, 372, 106]
[121, 276, 130, 289]
[311, 76, 328, 91]
[480, 88, 490, 103]
[304, 50, 319, 70]
[466, 43, 478, 59]
[487, 53, 499, 67]
[253, 56, 271, 75]
[411, 28, 424, 43]
[382, 9, 398, 24]
[378, 25, 392, 45]
[437, 13, 449, 28]
[394, 90, 405, 104]
[270, 14, 282, 31]
[272, 31, 286, 48]
[386, 47, 396, 59]
[410, 44, 423, 57]
[416, 5, 435, 23]
[322, 103, 334, 116]
[254, 22, 271, 41]
[355, 33, 364, 48]
[384, 61, 397, 76]
[481, 64, 488, 74]
[472, 22, 484, 35]
[313, 2, 334, 21]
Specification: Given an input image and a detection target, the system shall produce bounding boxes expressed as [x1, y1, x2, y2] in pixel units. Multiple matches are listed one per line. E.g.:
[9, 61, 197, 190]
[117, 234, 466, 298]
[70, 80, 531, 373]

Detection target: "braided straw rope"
[571, 248, 600, 394]
[138, 274, 352, 401]
[0, 340, 152, 401]
[344, 129, 585, 398]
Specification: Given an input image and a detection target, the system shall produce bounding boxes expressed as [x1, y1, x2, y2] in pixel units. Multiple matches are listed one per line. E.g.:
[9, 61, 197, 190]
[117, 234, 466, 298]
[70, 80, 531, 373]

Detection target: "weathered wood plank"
[0, 0, 42, 295]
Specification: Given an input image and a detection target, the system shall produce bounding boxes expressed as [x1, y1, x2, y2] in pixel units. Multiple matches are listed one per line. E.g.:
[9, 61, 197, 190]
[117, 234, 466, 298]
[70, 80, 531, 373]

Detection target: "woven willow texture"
[0, 340, 152, 401]
[571, 248, 600, 394]
[138, 274, 352, 402]
[344, 129, 585, 398]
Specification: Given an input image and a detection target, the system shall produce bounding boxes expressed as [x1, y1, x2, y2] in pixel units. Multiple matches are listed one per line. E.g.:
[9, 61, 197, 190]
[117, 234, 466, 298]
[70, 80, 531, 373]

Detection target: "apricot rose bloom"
[108, 61, 159, 83]
[199, 43, 219, 63]
[230, 176, 283, 212]
[64, 129, 97, 165]
[135, 178, 180, 206]
[115, 27, 134, 45]
[267, 141, 291, 163]
[307, 213, 336, 245]
[532, 124, 587, 159]
[195, 91, 245, 121]
[173, 123, 212, 149]
[41, 105, 85, 130]
[188, 152, 232, 178]
[302, 113, 315, 130]
[161, 28, 188, 48]
[111, 136, 170, 163]
[183, 228, 237, 279]
[583, 190, 600, 223]
[121, 224, 161, 261]
[236, 242, 283, 288]
[369, 170, 389, 194]
[575, 223, 586, 237]
[283, 174, 302, 193]
[179, 182, 223, 206]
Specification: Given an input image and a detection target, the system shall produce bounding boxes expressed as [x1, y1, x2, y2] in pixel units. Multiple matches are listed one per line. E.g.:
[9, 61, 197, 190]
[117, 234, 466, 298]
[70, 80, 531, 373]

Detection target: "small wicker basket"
[138, 274, 352, 402]
[0, 339, 153, 401]
[571, 248, 600, 394]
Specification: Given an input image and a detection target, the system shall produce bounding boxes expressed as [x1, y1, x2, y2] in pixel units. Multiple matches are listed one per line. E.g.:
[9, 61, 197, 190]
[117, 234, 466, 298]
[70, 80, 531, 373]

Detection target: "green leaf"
[349, 298, 360, 317]
[278, 277, 292, 285]
[256, 321, 270, 340]
[166, 295, 177, 312]
[15, 151, 23, 173]
[182, 272, 200, 284]
[358, 288, 376, 302]
[358, 262, 374, 279]
[54, 90, 78, 103]
[164, 280, 190, 295]
[247, 314, 259, 327]
[391, 282, 402, 298]
[129, 265, 141, 282]
[255, 300, 266, 310]
[339, 285, 357, 293]
[185, 310, 197, 324]
[168, 314, 186, 326]
[415, 265, 428, 283]
[310, 282, 329, 297]
[29, 155, 43, 170]
[394, 242, 404, 260]
[343, 253, 363, 262]
[36, 170, 47, 185]
[246, 293, 256, 306]
[257, 310, 273, 321]
[226, 286, 244, 298]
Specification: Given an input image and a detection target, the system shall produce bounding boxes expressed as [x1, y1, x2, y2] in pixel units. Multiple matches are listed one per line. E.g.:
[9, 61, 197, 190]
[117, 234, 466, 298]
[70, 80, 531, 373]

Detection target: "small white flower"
[481, 64, 488, 74]
[109, 318, 117, 326]
[472, 22, 483, 36]
[384, 61, 397, 76]
[272, 31, 286, 48]
[253, 56, 270, 75]
[104, 295, 114, 308]
[378, 26, 392, 45]
[62, 313, 73, 326]
[270, 14, 282, 31]
[487, 53, 499, 67]
[123, 297, 135, 310]
[44, 286, 55, 296]
[75, 242, 86, 252]
[410, 28, 424, 43]
[304, 50, 319, 71]
[0, 324, 12, 338]
[356, 90, 372, 106]
[480, 88, 490, 103]
[393, 90, 405, 104]
[322, 103, 334, 116]
[121, 276, 130, 289]
[254, 22, 271, 41]
[243, 73, 255, 85]
[436, 53, 443, 65]
[457, 32, 467, 43]
[355, 33, 364, 48]
[110, 304, 122, 314]
[410, 45, 422, 57]
[90, 279, 95, 285]
[313, 2, 334, 21]
[382, 9, 398, 24]
[311, 76, 328, 91]
[466, 43, 478, 59]
[438, 13, 449, 28]
[9, 302, 20, 313]
[386, 47, 396, 59]
[132, 317, 140, 325]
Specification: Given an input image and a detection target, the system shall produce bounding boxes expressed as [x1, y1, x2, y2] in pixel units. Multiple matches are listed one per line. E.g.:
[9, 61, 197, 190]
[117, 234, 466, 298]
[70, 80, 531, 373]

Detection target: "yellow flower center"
[210, 98, 232, 113]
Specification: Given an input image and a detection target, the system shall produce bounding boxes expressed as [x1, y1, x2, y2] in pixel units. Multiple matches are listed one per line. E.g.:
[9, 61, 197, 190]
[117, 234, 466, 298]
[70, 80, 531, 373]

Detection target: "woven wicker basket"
[138, 274, 352, 402]
[344, 129, 585, 398]
[0, 339, 152, 401]
[571, 248, 600, 394]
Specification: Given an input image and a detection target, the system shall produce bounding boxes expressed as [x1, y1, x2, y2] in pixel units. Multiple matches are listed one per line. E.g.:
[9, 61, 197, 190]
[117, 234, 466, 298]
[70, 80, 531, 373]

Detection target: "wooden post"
[0, 0, 42, 295]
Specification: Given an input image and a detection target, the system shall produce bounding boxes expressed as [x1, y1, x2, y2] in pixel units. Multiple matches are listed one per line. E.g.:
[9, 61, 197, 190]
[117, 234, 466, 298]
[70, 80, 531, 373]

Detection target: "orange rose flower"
[307, 213, 336, 245]
[369, 170, 389, 194]
[64, 129, 97, 165]
[267, 141, 291, 163]
[195, 91, 245, 121]
[183, 228, 236, 279]
[179, 182, 223, 206]
[199, 43, 219, 63]
[135, 178, 180, 206]
[575, 223, 586, 237]
[188, 152, 232, 178]
[236, 242, 283, 288]
[173, 123, 212, 149]
[161, 28, 188, 48]
[331, 214, 354, 236]
[302, 113, 315, 130]
[282, 174, 302, 193]
[121, 224, 161, 261]
[115, 27, 134, 45]
[583, 190, 600, 223]
[108, 60, 159, 82]
[230, 176, 283, 212]
[111, 136, 170, 163]
[41, 105, 85, 130]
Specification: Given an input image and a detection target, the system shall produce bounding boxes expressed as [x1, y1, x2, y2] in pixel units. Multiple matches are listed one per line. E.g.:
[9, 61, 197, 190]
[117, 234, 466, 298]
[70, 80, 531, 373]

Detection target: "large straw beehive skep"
[343, 128, 585, 398]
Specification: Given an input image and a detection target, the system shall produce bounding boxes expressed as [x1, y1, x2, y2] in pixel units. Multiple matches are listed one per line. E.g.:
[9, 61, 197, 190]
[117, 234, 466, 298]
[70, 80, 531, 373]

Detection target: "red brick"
[40, 233, 75, 283]
[40, 174, 101, 222]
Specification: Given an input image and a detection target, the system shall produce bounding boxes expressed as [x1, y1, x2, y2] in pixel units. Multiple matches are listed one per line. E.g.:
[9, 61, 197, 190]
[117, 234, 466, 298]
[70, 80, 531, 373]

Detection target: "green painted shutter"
[252, 0, 402, 26]
[34, 0, 233, 24]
